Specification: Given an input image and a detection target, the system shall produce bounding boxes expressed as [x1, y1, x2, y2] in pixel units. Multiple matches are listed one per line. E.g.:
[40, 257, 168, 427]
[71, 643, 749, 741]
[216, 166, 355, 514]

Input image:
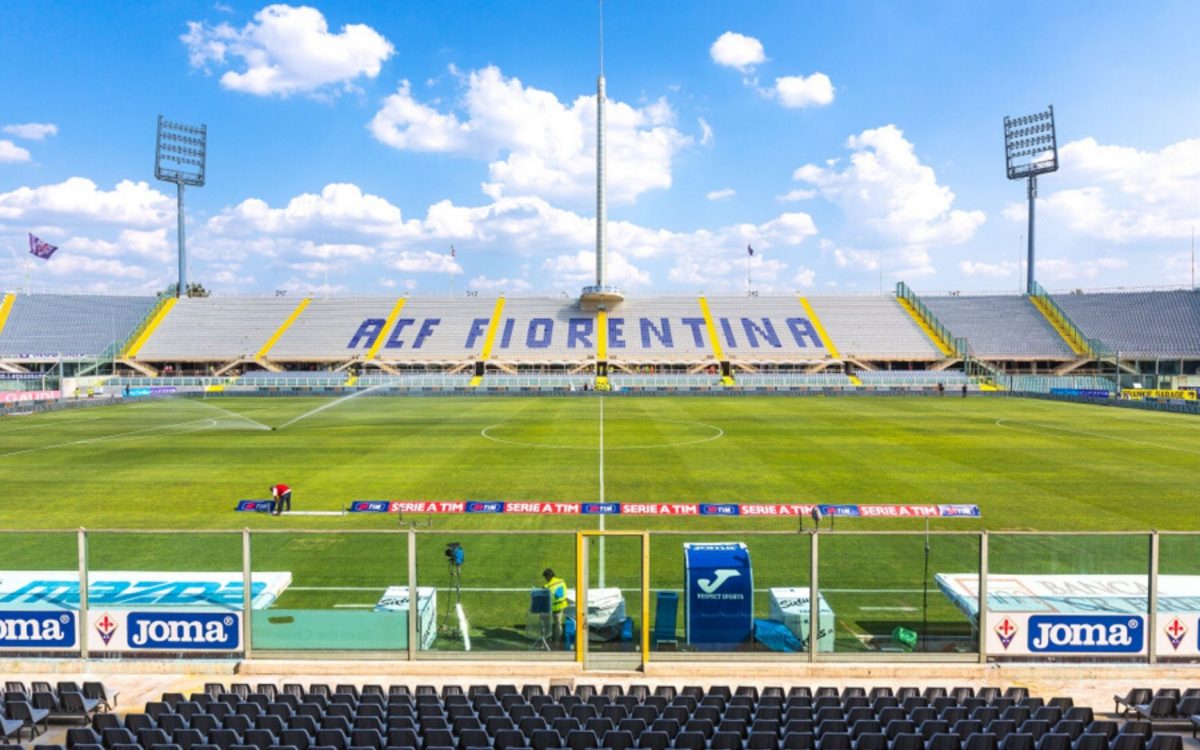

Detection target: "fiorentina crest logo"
[1163, 617, 1188, 651]
[94, 613, 118, 645]
[994, 616, 1018, 650]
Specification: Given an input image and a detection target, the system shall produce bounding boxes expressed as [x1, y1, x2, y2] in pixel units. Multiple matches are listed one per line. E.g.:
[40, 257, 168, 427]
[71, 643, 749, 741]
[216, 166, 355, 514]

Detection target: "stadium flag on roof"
[747, 244, 754, 257]
[450, 245, 456, 258]
[28, 233, 58, 260]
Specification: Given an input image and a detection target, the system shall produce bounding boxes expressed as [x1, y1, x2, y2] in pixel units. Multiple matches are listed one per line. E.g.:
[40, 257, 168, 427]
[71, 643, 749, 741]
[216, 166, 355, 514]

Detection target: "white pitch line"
[859, 606, 918, 612]
[333, 604, 375, 609]
[0, 417, 217, 460]
[188, 398, 273, 431]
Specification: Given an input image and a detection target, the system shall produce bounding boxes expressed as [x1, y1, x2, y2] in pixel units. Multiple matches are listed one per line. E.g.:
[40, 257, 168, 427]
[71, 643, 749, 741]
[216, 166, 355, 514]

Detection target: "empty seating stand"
[100, 684, 1152, 750]
[921, 296, 1072, 359]
[0, 293, 155, 361]
[1055, 291, 1200, 358]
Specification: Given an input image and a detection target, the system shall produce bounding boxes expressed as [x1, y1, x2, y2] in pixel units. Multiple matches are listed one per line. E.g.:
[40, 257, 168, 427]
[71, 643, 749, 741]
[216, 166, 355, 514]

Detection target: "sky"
[1, 1, 1198, 297]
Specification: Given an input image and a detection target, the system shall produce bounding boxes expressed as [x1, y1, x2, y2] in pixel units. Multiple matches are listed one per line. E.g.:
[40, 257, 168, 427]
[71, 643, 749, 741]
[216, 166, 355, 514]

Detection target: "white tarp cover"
[566, 587, 626, 638]
[936, 573, 1200, 618]
[768, 587, 836, 652]
[374, 586, 438, 650]
[0, 571, 292, 610]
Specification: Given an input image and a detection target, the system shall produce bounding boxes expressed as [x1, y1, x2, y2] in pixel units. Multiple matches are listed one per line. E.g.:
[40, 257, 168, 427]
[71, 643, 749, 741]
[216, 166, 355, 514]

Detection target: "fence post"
[809, 529, 819, 662]
[77, 528, 89, 659]
[978, 531, 988, 664]
[407, 528, 418, 660]
[1148, 530, 1159, 664]
[242, 528, 253, 660]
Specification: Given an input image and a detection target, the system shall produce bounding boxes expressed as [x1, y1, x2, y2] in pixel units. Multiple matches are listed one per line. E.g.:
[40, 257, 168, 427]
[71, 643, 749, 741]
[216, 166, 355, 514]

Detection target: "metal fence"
[0, 528, 1195, 666]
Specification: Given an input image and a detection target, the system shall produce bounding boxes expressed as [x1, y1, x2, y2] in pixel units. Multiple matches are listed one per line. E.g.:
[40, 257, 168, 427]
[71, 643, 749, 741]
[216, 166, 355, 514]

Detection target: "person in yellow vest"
[542, 568, 568, 643]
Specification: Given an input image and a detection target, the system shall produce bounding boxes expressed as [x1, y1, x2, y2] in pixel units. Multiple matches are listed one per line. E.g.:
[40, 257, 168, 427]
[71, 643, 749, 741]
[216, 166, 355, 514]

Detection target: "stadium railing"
[7, 528, 1196, 665]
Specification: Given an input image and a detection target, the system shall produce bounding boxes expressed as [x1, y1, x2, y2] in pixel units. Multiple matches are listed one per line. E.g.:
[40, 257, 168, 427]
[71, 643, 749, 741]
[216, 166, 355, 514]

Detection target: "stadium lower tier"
[28, 683, 1193, 750]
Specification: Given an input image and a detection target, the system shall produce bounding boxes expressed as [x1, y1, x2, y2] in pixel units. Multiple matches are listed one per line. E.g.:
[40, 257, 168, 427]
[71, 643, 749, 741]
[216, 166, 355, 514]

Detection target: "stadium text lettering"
[0, 580, 262, 608]
[346, 502, 981, 517]
[127, 612, 239, 649]
[1028, 615, 1143, 653]
[347, 316, 825, 351]
[0, 612, 76, 648]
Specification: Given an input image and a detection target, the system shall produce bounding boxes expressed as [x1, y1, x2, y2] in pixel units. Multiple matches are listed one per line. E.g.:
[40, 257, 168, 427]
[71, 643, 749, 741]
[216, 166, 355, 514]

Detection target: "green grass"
[0, 393, 1196, 652]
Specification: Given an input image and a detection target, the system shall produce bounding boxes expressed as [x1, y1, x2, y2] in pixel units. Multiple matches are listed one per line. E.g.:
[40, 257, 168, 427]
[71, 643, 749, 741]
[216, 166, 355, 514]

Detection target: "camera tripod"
[441, 559, 463, 632]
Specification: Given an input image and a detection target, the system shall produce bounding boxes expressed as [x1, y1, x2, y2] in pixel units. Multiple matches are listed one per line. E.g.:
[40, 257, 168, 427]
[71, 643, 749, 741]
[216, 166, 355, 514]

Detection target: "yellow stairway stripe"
[256, 298, 310, 360]
[0, 293, 15, 338]
[470, 297, 506, 388]
[697, 297, 726, 361]
[1029, 295, 1089, 356]
[797, 297, 841, 359]
[364, 297, 407, 361]
[477, 297, 506, 360]
[896, 296, 955, 357]
[597, 308, 608, 360]
[124, 297, 178, 358]
[344, 375, 359, 387]
[849, 374, 863, 386]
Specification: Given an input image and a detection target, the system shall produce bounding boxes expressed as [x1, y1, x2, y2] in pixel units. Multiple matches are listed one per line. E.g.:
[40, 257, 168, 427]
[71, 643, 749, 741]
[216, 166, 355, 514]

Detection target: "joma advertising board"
[87, 609, 242, 651]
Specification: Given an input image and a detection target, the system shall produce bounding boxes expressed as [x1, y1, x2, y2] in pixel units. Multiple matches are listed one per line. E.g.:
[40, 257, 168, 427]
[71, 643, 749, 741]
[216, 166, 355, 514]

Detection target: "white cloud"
[706, 188, 735, 201]
[698, 117, 714, 148]
[794, 124, 984, 274]
[1038, 256, 1129, 281]
[1028, 136, 1200, 242]
[3, 123, 57, 141]
[0, 177, 174, 226]
[207, 182, 421, 240]
[468, 275, 531, 292]
[389, 250, 461, 274]
[793, 266, 816, 287]
[772, 73, 835, 109]
[543, 250, 650, 288]
[182, 4, 394, 97]
[960, 260, 1018, 278]
[369, 65, 692, 204]
[0, 140, 31, 163]
[710, 32, 766, 72]
[777, 188, 816, 203]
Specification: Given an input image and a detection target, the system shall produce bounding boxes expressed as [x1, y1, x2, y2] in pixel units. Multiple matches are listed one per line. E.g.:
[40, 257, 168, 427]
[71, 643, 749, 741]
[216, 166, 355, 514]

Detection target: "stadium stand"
[805, 297, 942, 361]
[855, 371, 970, 387]
[0, 293, 155, 360]
[920, 296, 1073, 359]
[598, 297, 714, 363]
[135, 297, 301, 362]
[1006, 375, 1115, 393]
[704, 297, 832, 363]
[737, 372, 854, 388]
[1054, 291, 1200, 357]
[269, 297, 403, 362]
[86, 683, 1178, 750]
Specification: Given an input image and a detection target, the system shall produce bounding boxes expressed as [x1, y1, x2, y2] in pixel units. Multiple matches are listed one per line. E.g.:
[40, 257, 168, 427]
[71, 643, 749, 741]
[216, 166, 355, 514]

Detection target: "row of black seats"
[0, 680, 114, 740]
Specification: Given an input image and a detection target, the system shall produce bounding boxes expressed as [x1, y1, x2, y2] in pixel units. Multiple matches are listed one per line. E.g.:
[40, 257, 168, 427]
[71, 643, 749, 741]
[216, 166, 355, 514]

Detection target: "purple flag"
[747, 244, 754, 257]
[28, 233, 58, 260]
[450, 245, 456, 258]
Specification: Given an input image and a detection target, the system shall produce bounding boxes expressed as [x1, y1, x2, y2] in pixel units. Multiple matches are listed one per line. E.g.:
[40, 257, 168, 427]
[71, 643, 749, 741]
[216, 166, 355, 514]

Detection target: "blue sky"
[1, 1, 1198, 296]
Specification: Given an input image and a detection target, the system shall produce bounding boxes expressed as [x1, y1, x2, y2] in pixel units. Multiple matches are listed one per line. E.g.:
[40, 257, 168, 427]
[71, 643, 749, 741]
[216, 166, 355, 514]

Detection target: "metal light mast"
[1003, 106, 1058, 294]
[581, 0, 622, 305]
[155, 116, 207, 297]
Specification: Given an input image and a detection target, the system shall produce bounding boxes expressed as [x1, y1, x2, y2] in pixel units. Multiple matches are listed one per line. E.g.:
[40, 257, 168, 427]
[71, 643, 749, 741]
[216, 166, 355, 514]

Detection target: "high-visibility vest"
[545, 577, 568, 612]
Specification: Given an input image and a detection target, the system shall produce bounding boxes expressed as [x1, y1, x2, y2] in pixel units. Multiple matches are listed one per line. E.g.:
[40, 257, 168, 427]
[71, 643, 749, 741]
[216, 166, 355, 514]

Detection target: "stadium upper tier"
[1055, 290, 1200, 357]
[0, 293, 156, 361]
[134, 295, 861, 365]
[1, 289, 1196, 366]
[921, 295, 1074, 359]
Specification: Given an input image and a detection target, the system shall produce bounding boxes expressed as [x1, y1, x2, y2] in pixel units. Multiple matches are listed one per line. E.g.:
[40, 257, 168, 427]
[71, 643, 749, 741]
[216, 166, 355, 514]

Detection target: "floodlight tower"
[1003, 106, 1058, 294]
[155, 116, 207, 297]
[581, 0, 623, 307]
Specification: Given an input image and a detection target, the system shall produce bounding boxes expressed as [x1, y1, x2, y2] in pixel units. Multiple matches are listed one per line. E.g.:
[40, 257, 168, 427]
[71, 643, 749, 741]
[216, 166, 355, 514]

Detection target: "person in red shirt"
[270, 484, 292, 516]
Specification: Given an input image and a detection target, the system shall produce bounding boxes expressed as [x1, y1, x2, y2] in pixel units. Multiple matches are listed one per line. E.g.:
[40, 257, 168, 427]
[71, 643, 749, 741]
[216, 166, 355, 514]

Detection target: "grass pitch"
[0, 393, 1196, 651]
